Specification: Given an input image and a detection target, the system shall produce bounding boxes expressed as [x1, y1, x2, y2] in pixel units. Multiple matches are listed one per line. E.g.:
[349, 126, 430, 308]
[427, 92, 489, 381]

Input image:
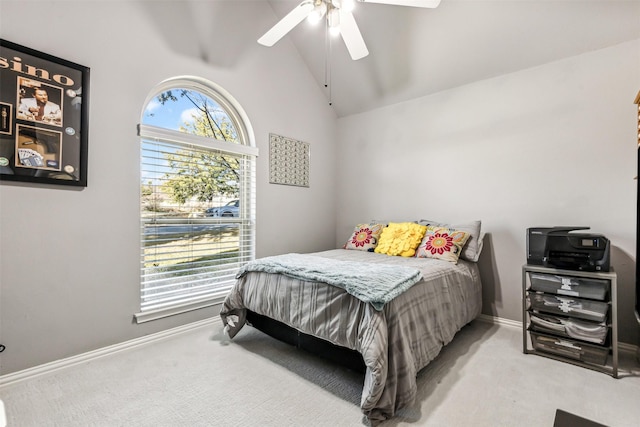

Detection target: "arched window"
[135, 76, 257, 323]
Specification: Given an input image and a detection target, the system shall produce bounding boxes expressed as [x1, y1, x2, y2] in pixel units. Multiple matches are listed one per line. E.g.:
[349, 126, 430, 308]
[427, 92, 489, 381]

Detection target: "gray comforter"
[220, 249, 483, 423]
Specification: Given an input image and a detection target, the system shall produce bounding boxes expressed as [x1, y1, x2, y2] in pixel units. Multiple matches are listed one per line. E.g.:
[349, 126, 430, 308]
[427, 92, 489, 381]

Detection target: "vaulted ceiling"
[263, 0, 640, 117]
[149, 1, 640, 118]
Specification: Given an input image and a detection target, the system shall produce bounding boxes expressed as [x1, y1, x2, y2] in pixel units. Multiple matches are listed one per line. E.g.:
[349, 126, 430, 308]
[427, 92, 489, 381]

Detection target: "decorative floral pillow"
[419, 219, 482, 262]
[374, 222, 427, 257]
[344, 223, 385, 251]
[416, 226, 470, 264]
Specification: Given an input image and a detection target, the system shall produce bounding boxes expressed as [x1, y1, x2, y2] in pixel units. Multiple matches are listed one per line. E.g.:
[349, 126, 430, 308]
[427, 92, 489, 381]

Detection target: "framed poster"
[0, 39, 89, 186]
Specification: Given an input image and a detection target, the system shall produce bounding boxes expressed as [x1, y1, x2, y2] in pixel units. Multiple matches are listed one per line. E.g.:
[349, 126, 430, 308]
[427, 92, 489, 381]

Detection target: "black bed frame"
[246, 310, 366, 374]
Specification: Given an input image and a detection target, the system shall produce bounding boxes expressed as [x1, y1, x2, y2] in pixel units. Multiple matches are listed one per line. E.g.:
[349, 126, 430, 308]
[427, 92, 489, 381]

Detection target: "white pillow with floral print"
[419, 219, 482, 262]
[416, 226, 470, 264]
[344, 223, 385, 251]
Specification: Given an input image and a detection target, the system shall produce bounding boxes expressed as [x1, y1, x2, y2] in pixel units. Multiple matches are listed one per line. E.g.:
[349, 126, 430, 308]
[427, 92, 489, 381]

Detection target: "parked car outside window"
[206, 199, 239, 217]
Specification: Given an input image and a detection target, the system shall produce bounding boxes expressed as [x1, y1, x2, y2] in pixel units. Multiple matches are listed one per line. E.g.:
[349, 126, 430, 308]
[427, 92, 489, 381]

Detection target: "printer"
[527, 226, 610, 272]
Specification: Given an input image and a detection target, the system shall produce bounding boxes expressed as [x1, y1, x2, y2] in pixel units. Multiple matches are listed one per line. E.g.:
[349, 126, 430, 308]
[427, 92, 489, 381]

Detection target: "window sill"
[134, 295, 225, 324]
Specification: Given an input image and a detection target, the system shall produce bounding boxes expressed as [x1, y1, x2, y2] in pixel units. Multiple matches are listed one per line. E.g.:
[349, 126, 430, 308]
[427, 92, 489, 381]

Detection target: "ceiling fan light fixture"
[307, 1, 328, 25]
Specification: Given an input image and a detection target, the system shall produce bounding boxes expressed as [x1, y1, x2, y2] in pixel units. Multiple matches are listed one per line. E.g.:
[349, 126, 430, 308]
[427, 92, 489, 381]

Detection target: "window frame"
[134, 76, 257, 323]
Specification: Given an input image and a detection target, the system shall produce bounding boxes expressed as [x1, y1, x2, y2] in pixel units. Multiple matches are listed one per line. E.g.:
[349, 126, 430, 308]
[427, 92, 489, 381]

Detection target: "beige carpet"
[0, 319, 639, 426]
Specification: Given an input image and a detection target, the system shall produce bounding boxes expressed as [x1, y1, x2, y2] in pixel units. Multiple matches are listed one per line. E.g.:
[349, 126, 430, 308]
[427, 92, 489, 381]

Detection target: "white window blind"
[136, 79, 256, 322]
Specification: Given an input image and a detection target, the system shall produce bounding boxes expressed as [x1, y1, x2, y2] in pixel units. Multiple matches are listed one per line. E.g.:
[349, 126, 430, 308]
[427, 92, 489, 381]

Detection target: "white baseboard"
[477, 313, 639, 357]
[477, 313, 522, 329]
[0, 317, 221, 388]
[1, 314, 637, 388]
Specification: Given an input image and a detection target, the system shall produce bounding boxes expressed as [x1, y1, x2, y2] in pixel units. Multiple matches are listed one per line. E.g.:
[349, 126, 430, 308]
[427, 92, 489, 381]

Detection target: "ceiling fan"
[258, 0, 442, 60]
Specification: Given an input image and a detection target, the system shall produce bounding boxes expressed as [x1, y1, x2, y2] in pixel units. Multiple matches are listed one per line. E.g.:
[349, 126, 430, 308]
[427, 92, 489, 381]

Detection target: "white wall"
[1, 0, 637, 377]
[336, 39, 640, 345]
[0, 0, 337, 374]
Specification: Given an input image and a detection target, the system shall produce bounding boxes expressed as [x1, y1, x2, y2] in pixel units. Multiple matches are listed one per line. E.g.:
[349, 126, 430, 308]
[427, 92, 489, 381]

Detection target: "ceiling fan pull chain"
[324, 14, 329, 90]
[324, 14, 333, 106]
[328, 36, 332, 106]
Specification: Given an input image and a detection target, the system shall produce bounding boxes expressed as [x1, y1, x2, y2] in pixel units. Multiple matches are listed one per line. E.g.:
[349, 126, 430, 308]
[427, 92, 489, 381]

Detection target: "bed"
[220, 221, 483, 423]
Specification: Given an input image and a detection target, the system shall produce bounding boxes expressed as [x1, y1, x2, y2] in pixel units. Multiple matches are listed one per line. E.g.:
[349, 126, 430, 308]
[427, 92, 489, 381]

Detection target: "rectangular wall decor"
[269, 133, 309, 187]
[0, 39, 89, 187]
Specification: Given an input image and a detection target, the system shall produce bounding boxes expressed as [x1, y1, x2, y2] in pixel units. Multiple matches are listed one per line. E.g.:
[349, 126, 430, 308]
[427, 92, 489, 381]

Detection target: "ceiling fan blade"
[357, 0, 441, 8]
[339, 9, 369, 60]
[258, 0, 315, 47]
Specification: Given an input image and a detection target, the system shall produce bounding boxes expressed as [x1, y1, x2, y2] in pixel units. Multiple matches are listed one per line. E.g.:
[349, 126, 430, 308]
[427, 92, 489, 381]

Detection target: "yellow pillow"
[374, 222, 427, 257]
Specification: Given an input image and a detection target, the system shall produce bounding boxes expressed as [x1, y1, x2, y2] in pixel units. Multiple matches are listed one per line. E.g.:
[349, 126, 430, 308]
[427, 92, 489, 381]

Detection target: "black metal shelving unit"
[522, 264, 618, 378]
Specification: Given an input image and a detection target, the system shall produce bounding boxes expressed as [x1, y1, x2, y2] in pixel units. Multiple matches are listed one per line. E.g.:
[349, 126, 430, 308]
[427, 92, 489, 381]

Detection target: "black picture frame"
[0, 39, 89, 187]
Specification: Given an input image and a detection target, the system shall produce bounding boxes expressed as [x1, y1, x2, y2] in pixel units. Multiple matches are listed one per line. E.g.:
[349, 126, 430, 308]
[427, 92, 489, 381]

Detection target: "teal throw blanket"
[237, 253, 423, 311]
